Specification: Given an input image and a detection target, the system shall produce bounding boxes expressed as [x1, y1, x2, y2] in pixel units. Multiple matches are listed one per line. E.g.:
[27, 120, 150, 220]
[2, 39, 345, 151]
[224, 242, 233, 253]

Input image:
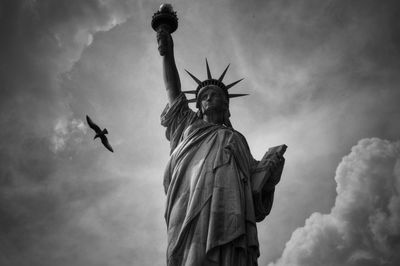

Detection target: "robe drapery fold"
[161, 93, 265, 266]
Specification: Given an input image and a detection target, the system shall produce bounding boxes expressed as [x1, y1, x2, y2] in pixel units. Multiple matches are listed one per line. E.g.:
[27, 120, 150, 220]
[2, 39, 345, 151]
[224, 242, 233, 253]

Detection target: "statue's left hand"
[270, 154, 284, 170]
[265, 154, 284, 186]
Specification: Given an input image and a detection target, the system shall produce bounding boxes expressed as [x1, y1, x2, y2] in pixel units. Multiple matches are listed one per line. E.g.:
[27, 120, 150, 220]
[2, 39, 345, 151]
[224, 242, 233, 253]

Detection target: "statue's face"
[199, 85, 228, 115]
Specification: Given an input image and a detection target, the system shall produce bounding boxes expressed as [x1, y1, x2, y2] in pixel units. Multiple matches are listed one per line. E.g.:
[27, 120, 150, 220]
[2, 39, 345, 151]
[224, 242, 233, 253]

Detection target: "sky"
[0, 0, 399, 265]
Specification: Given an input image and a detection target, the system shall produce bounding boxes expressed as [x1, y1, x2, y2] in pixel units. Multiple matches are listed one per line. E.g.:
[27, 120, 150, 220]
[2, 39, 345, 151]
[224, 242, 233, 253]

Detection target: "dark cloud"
[227, 0, 400, 117]
[0, 1, 137, 265]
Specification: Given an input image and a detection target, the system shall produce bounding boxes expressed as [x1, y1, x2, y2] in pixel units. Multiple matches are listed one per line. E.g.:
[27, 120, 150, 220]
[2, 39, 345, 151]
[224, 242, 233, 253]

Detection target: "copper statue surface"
[152, 4, 286, 265]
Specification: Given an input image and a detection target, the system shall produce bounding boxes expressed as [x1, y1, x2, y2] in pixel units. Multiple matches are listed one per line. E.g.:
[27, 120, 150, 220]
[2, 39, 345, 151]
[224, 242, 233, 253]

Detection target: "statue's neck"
[203, 111, 224, 125]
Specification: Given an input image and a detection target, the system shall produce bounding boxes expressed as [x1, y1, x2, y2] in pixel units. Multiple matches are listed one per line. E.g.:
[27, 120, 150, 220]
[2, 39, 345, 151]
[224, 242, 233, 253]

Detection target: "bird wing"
[86, 115, 101, 133]
[100, 135, 114, 152]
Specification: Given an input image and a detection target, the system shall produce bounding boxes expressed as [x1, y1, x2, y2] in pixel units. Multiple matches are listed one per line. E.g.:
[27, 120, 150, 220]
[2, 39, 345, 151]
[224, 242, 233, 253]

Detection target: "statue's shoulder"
[231, 128, 250, 145]
[231, 128, 245, 137]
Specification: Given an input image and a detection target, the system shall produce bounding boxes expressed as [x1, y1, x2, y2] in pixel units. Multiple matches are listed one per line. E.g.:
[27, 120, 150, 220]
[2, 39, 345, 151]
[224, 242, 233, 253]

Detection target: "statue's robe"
[161, 93, 274, 266]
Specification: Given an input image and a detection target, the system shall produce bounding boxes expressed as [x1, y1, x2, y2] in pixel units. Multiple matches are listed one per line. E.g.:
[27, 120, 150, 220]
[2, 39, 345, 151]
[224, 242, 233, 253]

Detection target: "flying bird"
[86, 115, 114, 152]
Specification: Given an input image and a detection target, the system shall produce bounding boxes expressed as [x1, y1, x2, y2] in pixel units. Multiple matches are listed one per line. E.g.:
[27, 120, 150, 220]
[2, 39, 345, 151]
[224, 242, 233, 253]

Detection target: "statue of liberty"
[152, 4, 286, 266]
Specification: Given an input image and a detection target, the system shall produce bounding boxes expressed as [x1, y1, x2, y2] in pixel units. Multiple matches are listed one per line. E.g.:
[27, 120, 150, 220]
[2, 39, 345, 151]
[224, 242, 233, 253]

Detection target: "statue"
[152, 4, 286, 265]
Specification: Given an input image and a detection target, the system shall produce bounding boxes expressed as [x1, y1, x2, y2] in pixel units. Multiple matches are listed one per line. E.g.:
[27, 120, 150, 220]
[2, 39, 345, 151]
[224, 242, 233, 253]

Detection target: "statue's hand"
[157, 27, 173, 56]
[270, 154, 283, 170]
[265, 154, 284, 186]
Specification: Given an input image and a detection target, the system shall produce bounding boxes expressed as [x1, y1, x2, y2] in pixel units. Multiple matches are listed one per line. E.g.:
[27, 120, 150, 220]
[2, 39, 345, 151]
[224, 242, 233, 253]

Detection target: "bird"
[86, 115, 114, 152]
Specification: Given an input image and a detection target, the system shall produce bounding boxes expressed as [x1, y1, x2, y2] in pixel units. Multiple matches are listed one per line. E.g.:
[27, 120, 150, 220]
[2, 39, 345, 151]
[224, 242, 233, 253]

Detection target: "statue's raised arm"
[152, 4, 181, 104]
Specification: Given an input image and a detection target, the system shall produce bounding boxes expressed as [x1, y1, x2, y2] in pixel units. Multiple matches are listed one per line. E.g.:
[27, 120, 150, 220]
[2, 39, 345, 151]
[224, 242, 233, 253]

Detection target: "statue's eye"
[201, 93, 209, 100]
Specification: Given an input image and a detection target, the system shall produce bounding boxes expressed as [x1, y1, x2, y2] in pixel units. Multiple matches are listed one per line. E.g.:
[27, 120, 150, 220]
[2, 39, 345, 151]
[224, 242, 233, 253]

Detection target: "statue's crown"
[183, 59, 248, 108]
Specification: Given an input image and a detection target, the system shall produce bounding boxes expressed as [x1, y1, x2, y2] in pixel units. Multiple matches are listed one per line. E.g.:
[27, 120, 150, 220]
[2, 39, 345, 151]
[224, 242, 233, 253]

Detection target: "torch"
[151, 3, 178, 56]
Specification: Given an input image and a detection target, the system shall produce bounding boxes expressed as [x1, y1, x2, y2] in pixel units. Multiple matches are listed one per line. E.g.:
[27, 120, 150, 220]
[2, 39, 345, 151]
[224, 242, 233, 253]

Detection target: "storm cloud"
[0, 1, 141, 265]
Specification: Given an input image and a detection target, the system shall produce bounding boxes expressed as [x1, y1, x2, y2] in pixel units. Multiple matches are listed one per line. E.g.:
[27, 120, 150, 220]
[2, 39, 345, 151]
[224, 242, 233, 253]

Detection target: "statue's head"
[198, 85, 229, 115]
[183, 59, 248, 126]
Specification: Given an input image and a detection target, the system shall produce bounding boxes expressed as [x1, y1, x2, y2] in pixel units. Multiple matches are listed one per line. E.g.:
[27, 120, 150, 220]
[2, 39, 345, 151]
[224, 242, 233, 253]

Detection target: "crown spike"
[218, 64, 230, 82]
[228, 93, 249, 98]
[226, 78, 244, 90]
[205, 58, 212, 79]
[185, 69, 202, 85]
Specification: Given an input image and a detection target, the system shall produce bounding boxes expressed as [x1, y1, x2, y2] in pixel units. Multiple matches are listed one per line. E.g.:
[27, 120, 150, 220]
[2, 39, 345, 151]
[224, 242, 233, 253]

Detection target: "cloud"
[51, 117, 87, 153]
[0, 1, 142, 265]
[269, 138, 400, 266]
[0, 0, 136, 158]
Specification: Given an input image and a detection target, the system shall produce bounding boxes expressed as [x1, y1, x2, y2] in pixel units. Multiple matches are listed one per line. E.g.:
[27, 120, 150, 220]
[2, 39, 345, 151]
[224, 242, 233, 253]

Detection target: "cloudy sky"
[1, 0, 399, 265]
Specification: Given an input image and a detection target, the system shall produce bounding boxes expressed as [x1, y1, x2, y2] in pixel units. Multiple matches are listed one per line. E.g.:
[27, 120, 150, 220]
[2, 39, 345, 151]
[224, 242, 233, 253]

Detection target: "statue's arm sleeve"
[160, 92, 197, 152]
